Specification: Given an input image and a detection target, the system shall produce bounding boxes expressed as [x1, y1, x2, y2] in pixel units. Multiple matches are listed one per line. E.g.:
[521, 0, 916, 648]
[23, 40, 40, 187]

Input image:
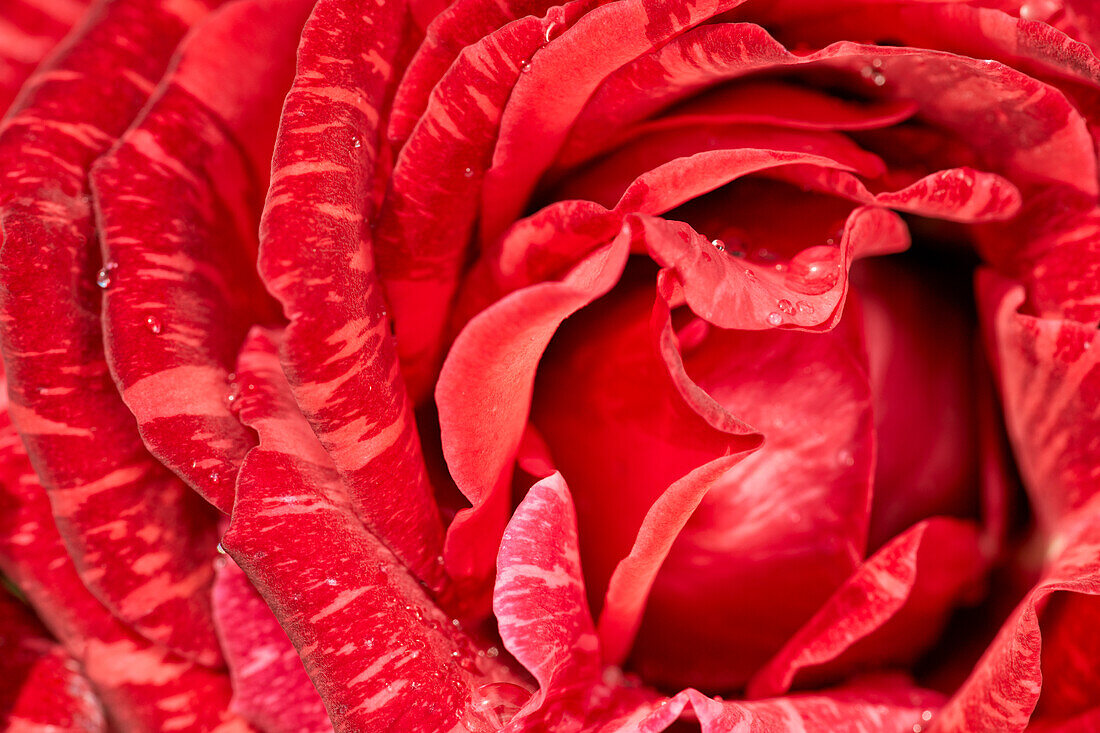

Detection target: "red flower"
[0, 0, 1097, 730]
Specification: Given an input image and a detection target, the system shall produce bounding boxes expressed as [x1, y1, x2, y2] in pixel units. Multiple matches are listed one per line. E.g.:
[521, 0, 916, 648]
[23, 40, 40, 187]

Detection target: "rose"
[0, 0, 1098, 730]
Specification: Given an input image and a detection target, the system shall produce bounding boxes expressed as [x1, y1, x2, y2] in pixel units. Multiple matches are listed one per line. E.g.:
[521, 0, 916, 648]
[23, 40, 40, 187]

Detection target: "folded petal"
[224, 328, 519, 733]
[748, 518, 986, 698]
[258, 0, 446, 588]
[438, 231, 629, 610]
[0, 0, 223, 665]
[91, 0, 313, 512]
[212, 557, 332, 733]
[934, 499, 1100, 731]
[979, 270, 1100, 531]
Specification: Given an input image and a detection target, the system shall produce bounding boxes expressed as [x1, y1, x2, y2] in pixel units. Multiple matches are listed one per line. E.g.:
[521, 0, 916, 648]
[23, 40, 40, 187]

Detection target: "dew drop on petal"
[767, 312, 783, 326]
[352, 136, 361, 149]
[711, 238, 725, 252]
[743, 269, 757, 281]
[95, 262, 117, 289]
[216, 542, 227, 555]
[144, 315, 162, 334]
[777, 299, 795, 315]
[837, 449, 855, 467]
[796, 300, 814, 315]
[544, 21, 558, 43]
[463, 167, 474, 178]
[520, 59, 532, 73]
[921, 711, 933, 722]
[209, 469, 221, 484]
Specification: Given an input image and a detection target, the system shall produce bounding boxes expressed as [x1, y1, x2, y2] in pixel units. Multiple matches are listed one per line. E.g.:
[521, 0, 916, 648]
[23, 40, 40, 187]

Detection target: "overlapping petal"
[0, 0, 224, 665]
[91, 0, 312, 512]
[258, 0, 447, 588]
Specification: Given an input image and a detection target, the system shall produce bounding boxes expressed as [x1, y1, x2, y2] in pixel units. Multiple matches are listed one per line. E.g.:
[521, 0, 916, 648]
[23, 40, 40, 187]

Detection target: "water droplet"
[190, 459, 198, 469]
[226, 382, 241, 410]
[872, 58, 883, 69]
[435, 554, 445, 565]
[463, 167, 474, 178]
[451, 650, 461, 658]
[913, 725, 923, 733]
[773, 262, 788, 273]
[743, 269, 757, 281]
[95, 262, 117, 289]
[325, 578, 338, 586]
[921, 711, 933, 722]
[216, 542, 227, 555]
[837, 449, 855, 467]
[711, 238, 725, 252]
[796, 300, 814, 315]
[208, 469, 221, 484]
[486, 646, 500, 658]
[767, 312, 783, 326]
[352, 136, 361, 149]
[451, 618, 462, 628]
[520, 59, 532, 73]
[860, 65, 874, 79]
[144, 315, 162, 334]
[871, 71, 886, 86]
[777, 299, 795, 315]
[826, 237, 836, 245]
[544, 21, 558, 43]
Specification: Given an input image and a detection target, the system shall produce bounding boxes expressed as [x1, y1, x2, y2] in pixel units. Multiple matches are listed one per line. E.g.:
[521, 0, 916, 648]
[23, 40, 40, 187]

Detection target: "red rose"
[0, 0, 1098, 730]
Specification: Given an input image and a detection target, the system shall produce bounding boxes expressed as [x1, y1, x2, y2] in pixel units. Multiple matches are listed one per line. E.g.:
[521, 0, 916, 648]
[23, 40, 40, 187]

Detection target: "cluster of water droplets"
[860, 58, 887, 87]
[911, 710, 934, 733]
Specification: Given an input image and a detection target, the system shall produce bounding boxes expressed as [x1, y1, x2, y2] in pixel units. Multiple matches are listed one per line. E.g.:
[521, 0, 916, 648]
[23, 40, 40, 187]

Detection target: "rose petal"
[0, 0, 222, 665]
[212, 557, 332, 733]
[748, 518, 987, 698]
[625, 290, 875, 690]
[258, 0, 446, 587]
[0, 590, 106, 732]
[933, 499, 1100, 731]
[90, 0, 313, 512]
[479, 0, 751, 245]
[553, 80, 918, 173]
[437, 230, 630, 609]
[852, 256, 983, 549]
[375, 0, 599, 399]
[0, 0, 89, 111]
[683, 675, 944, 733]
[643, 208, 909, 332]
[563, 22, 1094, 197]
[224, 328, 518, 733]
[0, 375, 248, 732]
[978, 269, 1100, 531]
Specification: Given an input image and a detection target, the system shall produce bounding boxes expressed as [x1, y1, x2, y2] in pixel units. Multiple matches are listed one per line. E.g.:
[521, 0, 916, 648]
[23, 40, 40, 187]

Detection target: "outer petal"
[979, 270, 1100, 530]
[437, 231, 630, 610]
[91, 0, 312, 512]
[224, 328, 519, 733]
[258, 0, 446, 587]
[0, 0, 89, 111]
[0, 379, 248, 732]
[0, 589, 106, 732]
[0, 0, 223, 664]
[212, 557, 332, 733]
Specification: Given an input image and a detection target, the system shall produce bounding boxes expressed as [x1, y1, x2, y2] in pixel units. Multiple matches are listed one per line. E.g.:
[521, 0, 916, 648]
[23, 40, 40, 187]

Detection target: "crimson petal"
[979, 270, 1100, 531]
[437, 232, 629, 608]
[748, 518, 987, 698]
[224, 328, 518, 733]
[0, 589, 106, 732]
[0, 377, 249, 732]
[0, 0, 223, 664]
[0, 0, 89, 111]
[212, 557, 332, 733]
[91, 0, 312, 512]
[258, 0, 446, 587]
